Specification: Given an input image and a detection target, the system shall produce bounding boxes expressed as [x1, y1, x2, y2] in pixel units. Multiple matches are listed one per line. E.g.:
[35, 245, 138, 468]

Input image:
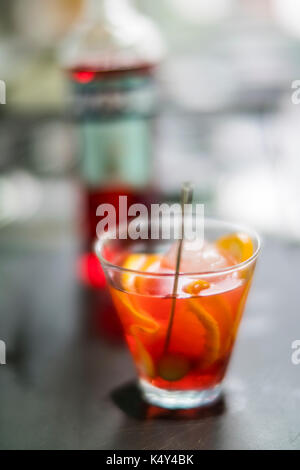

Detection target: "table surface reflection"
[0, 229, 299, 450]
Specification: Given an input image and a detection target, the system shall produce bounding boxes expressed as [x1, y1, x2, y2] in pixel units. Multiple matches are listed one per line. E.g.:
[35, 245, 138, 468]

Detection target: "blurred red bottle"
[61, 0, 165, 258]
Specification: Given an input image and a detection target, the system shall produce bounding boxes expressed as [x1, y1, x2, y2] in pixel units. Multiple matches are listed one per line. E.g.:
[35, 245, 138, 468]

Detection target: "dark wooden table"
[0, 232, 299, 450]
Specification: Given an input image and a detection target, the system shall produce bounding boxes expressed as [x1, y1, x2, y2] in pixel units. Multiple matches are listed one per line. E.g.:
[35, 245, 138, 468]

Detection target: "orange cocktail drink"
[97, 217, 260, 409]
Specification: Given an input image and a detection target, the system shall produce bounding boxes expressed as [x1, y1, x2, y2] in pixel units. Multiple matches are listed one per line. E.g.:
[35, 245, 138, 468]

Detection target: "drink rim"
[95, 216, 261, 278]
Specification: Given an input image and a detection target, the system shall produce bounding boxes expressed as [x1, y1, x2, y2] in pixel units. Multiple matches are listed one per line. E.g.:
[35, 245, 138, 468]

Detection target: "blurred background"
[1, 0, 300, 241]
[1, 0, 300, 449]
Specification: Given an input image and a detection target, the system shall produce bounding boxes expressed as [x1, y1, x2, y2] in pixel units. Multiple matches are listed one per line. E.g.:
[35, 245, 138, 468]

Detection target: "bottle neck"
[84, 0, 132, 19]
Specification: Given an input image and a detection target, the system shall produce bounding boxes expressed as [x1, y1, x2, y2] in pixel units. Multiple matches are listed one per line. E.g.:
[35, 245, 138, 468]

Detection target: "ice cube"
[162, 239, 235, 273]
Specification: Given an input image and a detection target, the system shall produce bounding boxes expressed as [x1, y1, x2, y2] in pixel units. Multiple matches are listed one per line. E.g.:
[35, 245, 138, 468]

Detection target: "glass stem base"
[139, 379, 222, 409]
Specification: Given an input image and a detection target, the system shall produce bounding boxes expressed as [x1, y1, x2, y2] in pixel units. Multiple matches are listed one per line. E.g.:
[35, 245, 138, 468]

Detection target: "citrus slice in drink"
[111, 288, 159, 378]
[193, 295, 233, 358]
[121, 253, 162, 293]
[111, 289, 156, 329]
[156, 301, 220, 380]
[113, 254, 163, 378]
[121, 254, 149, 291]
[187, 299, 220, 369]
[183, 279, 210, 295]
[216, 233, 253, 263]
[130, 324, 158, 378]
[183, 279, 233, 358]
[134, 255, 162, 294]
[155, 299, 221, 374]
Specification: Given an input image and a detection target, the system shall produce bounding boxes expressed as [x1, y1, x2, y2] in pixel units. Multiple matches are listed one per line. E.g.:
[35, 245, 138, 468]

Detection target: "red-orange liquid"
[110, 271, 253, 391]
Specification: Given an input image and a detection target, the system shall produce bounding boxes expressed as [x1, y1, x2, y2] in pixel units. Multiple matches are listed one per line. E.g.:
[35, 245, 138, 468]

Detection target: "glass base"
[139, 379, 222, 410]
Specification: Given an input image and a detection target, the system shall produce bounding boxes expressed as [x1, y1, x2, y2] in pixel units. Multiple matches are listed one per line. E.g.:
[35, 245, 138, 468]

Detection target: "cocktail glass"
[96, 216, 260, 409]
